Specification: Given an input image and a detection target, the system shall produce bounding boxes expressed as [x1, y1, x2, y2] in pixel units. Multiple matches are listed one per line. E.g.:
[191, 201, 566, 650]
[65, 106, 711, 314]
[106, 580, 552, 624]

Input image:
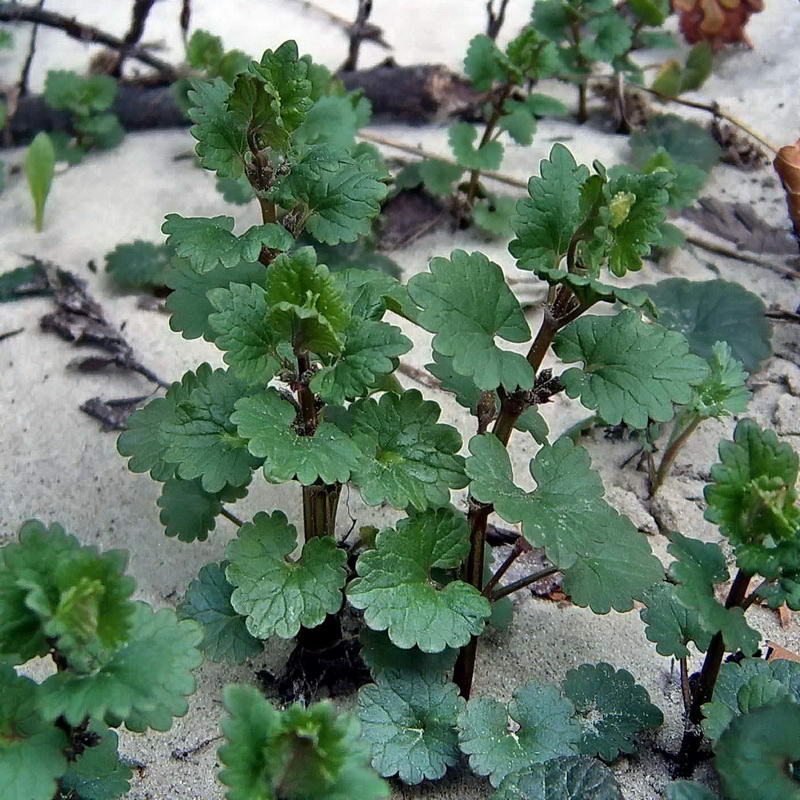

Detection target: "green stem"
[676, 569, 753, 776]
[650, 415, 702, 497]
[464, 82, 514, 209]
[568, 19, 590, 123]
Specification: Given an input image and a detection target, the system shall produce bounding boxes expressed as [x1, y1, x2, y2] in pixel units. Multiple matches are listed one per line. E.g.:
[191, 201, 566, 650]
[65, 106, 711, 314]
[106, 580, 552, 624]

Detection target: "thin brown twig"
[684, 234, 800, 277]
[635, 85, 780, 154]
[0, 2, 177, 80]
[486, 0, 511, 40]
[17, 0, 45, 96]
[220, 507, 243, 527]
[491, 566, 561, 601]
[358, 130, 528, 189]
[110, 0, 158, 77]
[341, 0, 372, 72]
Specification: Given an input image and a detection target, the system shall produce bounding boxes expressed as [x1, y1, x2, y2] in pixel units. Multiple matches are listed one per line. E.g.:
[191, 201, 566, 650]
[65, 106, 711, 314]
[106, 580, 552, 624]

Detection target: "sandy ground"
[1, 1, 800, 798]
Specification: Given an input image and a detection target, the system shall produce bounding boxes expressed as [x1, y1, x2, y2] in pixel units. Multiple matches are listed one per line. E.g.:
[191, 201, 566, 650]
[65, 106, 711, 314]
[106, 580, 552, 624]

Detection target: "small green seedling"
[25, 131, 55, 232]
[0, 520, 203, 800]
[43, 71, 125, 163]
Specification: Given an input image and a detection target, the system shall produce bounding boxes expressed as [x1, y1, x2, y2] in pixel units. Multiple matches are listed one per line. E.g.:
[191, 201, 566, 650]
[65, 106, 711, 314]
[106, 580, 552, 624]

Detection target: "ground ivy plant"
[0, 520, 202, 800]
[112, 37, 748, 796]
[639, 418, 800, 791]
[42, 70, 125, 164]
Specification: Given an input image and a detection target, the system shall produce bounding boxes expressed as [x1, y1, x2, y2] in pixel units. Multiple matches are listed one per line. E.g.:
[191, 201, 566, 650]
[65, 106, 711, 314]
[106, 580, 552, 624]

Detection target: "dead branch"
[0, 2, 177, 81]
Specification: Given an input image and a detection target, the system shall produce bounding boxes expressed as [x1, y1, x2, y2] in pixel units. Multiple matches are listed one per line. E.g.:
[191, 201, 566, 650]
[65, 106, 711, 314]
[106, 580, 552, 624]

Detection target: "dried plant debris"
[774, 138, 800, 243]
[710, 120, 769, 170]
[79, 395, 151, 431]
[378, 188, 448, 248]
[592, 83, 651, 131]
[682, 197, 798, 255]
[38, 266, 167, 386]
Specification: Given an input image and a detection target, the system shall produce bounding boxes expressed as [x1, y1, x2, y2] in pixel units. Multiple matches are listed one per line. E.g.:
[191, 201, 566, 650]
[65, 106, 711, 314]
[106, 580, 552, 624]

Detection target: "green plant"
[113, 35, 739, 794]
[0, 519, 203, 800]
[398, 27, 566, 237]
[216, 684, 388, 799]
[638, 418, 800, 787]
[43, 71, 125, 163]
[25, 131, 55, 232]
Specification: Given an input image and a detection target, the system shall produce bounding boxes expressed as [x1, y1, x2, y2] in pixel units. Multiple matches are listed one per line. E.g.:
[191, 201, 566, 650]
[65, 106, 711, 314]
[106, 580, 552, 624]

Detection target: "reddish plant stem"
[491, 566, 561, 601]
[453, 302, 565, 699]
[676, 569, 753, 776]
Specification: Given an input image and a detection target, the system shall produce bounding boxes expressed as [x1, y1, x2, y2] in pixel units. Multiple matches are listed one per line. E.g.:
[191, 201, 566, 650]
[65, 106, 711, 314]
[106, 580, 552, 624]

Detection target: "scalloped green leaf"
[178, 562, 262, 664]
[666, 781, 721, 800]
[218, 685, 388, 800]
[165, 258, 265, 342]
[639, 581, 711, 659]
[116, 369, 200, 482]
[228, 41, 313, 154]
[157, 478, 247, 542]
[270, 147, 388, 245]
[208, 282, 280, 383]
[104, 241, 173, 290]
[466, 434, 663, 612]
[668, 531, 761, 655]
[37, 603, 202, 731]
[188, 78, 247, 177]
[554, 309, 709, 429]
[704, 419, 800, 577]
[357, 670, 465, 784]
[510, 144, 590, 272]
[629, 115, 721, 173]
[593, 171, 671, 276]
[638, 278, 771, 372]
[458, 682, 581, 787]
[449, 122, 503, 170]
[359, 629, 458, 679]
[691, 341, 751, 420]
[418, 159, 465, 196]
[225, 511, 347, 639]
[233, 388, 361, 484]
[264, 246, 350, 355]
[492, 755, 624, 800]
[408, 250, 533, 391]
[0, 520, 136, 671]
[347, 390, 467, 510]
[714, 705, 800, 800]
[347, 508, 490, 652]
[562, 662, 663, 761]
[700, 657, 800, 741]
[157, 364, 260, 493]
[0, 667, 67, 800]
[464, 34, 507, 91]
[162, 214, 292, 274]
[310, 317, 411, 405]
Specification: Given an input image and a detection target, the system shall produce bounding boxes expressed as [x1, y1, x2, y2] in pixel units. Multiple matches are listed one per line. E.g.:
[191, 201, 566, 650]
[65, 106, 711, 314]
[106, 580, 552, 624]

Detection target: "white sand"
[1, 1, 799, 798]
